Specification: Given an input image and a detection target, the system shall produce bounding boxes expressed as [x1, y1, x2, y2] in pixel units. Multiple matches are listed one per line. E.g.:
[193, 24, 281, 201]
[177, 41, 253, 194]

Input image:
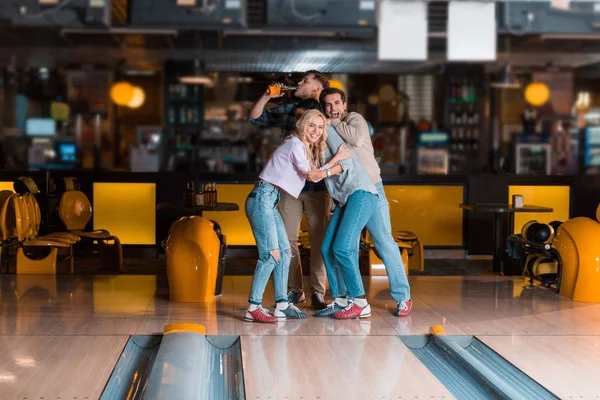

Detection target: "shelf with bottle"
[167, 101, 202, 126]
[184, 181, 219, 207]
[449, 125, 480, 153]
[167, 83, 201, 102]
[448, 77, 480, 104]
[449, 140, 479, 153]
[448, 102, 480, 127]
[165, 83, 202, 126]
[168, 126, 198, 151]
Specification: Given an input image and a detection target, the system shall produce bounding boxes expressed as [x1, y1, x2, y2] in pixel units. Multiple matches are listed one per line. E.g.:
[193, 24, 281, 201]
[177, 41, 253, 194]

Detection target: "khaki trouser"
[277, 189, 330, 296]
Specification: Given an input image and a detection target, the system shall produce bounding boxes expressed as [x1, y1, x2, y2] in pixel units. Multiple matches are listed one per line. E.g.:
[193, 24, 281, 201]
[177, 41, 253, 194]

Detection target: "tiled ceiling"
[0, 12, 600, 72]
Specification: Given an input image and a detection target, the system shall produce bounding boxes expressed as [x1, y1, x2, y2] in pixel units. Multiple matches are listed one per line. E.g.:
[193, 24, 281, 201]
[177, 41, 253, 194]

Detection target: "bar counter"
[1, 170, 598, 256]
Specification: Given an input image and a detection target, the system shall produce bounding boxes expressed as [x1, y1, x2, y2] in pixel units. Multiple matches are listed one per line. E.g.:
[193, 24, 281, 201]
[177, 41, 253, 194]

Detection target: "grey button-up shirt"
[324, 125, 378, 209]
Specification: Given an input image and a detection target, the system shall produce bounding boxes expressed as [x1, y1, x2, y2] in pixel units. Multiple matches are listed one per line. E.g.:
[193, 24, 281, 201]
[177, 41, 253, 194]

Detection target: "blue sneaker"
[274, 304, 308, 320]
[287, 291, 306, 304]
[314, 301, 346, 317]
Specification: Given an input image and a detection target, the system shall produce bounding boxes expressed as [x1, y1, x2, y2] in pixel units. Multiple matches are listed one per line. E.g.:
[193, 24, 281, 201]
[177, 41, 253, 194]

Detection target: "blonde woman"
[245, 110, 350, 323]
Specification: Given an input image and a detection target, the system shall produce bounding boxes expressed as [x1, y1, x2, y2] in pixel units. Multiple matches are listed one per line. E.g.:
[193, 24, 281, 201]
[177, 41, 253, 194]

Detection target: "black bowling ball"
[526, 223, 553, 244]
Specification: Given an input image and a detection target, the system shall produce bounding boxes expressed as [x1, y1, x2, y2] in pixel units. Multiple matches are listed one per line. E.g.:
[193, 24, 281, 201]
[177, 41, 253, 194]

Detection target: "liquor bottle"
[212, 182, 218, 206]
[468, 79, 477, 102]
[203, 183, 209, 206]
[168, 104, 176, 125]
[266, 84, 297, 96]
[449, 78, 457, 103]
[453, 77, 461, 100]
[184, 181, 194, 207]
[179, 105, 187, 125]
[205, 183, 215, 207]
[462, 77, 469, 101]
[196, 183, 204, 206]
[472, 79, 480, 102]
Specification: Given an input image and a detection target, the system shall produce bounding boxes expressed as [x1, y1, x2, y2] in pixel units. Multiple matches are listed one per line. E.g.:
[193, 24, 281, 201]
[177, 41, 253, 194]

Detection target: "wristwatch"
[325, 167, 332, 177]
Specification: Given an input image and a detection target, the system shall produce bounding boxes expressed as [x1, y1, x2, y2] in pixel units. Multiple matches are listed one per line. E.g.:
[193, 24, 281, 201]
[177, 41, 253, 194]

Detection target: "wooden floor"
[1, 274, 599, 398]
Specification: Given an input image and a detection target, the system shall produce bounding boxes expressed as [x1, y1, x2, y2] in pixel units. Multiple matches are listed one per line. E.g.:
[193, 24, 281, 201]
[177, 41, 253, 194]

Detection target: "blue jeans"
[365, 182, 411, 302]
[245, 181, 291, 305]
[321, 190, 378, 299]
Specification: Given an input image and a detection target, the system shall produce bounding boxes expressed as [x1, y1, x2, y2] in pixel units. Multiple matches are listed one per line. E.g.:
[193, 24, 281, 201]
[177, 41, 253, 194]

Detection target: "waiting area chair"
[0, 191, 76, 274]
[57, 186, 123, 272]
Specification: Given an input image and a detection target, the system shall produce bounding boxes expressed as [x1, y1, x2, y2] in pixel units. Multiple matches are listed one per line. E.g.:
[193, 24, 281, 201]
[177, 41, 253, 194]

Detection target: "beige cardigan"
[330, 112, 382, 184]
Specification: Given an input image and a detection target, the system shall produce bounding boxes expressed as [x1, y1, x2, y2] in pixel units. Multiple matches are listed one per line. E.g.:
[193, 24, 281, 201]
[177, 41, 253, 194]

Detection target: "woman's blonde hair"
[293, 109, 327, 167]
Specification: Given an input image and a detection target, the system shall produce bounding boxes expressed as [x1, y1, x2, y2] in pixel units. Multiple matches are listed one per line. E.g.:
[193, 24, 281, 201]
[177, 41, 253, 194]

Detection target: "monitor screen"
[584, 126, 600, 167]
[55, 142, 77, 163]
[25, 118, 56, 137]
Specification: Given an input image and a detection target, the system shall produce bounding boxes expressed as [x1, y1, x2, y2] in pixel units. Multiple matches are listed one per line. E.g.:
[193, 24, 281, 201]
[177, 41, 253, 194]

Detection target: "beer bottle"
[212, 182, 218, 206]
[266, 84, 297, 96]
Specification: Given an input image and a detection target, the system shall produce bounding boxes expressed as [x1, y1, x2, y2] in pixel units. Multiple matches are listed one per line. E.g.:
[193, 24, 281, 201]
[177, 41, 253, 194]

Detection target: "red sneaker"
[395, 299, 412, 317]
[333, 302, 371, 319]
[245, 307, 277, 323]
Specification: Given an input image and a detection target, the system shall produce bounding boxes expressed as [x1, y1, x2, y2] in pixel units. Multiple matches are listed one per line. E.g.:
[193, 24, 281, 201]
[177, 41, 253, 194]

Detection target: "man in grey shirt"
[298, 99, 378, 319]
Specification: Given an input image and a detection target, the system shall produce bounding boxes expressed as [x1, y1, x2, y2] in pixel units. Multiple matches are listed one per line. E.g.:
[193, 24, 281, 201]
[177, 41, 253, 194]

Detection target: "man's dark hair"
[296, 98, 321, 111]
[320, 88, 347, 105]
[305, 70, 330, 91]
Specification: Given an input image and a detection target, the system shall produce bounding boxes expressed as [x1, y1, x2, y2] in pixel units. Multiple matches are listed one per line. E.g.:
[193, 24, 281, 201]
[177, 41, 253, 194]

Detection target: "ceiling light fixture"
[179, 59, 214, 87]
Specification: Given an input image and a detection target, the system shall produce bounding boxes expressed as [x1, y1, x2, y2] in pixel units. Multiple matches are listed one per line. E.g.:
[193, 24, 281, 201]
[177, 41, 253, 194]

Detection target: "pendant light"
[491, 37, 521, 90]
[179, 59, 214, 87]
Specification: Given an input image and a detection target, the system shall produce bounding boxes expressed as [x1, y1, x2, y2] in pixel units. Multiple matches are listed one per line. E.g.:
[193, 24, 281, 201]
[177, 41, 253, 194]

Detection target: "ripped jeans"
[246, 181, 291, 305]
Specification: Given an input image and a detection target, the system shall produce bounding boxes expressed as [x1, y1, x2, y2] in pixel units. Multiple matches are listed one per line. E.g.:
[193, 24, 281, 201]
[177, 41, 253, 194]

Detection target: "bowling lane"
[0, 335, 128, 399]
[479, 335, 600, 399]
[241, 335, 454, 399]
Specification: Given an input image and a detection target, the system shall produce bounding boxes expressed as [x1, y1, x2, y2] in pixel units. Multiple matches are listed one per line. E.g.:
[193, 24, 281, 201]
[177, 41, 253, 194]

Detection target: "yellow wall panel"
[203, 184, 255, 246]
[93, 183, 156, 245]
[509, 185, 570, 234]
[204, 184, 464, 247]
[0, 182, 14, 192]
[385, 185, 464, 246]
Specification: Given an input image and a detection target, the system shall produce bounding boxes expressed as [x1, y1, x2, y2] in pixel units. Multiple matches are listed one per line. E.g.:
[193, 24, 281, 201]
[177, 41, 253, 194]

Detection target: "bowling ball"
[521, 220, 538, 241]
[526, 223, 554, 244]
